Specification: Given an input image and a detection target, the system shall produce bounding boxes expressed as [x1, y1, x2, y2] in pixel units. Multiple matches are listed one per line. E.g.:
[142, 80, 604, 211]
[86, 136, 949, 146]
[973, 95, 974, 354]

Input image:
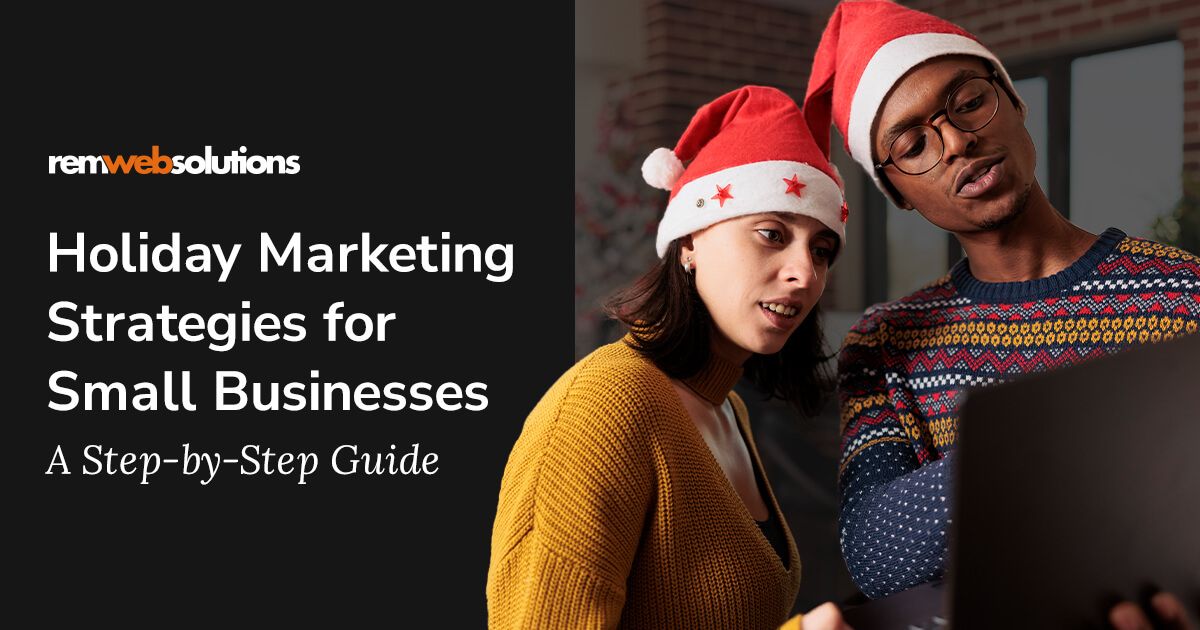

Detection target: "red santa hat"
[804, 0, 1025, 205]
[641, 85, 847, 257]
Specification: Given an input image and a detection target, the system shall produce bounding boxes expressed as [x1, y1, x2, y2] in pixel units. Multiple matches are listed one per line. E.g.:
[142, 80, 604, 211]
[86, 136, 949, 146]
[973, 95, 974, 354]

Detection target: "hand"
[1109, 592, 1193, 630]
[803, 602, 854, 630]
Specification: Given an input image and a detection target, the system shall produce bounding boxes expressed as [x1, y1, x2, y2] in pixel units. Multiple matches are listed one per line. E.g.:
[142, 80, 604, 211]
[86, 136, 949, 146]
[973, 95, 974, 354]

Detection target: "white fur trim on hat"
[642, 147, 685, 191]
[846, 32, 1025, 205]
[655, 160, 845, 257]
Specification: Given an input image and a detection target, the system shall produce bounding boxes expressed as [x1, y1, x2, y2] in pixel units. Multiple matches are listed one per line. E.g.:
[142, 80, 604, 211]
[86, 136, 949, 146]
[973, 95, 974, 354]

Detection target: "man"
[803, 0, 1200, 605]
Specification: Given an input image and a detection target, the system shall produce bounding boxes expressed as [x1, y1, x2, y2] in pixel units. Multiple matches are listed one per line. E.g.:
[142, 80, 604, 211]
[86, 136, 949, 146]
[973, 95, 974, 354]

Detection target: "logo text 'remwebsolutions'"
[48, 146, 301, 175]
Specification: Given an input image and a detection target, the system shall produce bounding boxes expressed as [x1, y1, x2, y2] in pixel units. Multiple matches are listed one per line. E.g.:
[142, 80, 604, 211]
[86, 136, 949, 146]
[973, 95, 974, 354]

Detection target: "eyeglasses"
[875, 73, 1003, 176]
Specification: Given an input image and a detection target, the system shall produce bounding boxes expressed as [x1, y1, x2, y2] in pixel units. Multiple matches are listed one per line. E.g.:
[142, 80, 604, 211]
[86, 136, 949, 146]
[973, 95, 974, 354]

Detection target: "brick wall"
[632, 1, 820, 151]
[904, 0, 1200, 172]
[632, 0, 1199, 169]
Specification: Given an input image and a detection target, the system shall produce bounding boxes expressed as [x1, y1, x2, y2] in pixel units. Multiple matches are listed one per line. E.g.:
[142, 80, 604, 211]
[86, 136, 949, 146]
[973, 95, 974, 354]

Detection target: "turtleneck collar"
[622, 329, 745, 405]
[681, 349, 744, 405]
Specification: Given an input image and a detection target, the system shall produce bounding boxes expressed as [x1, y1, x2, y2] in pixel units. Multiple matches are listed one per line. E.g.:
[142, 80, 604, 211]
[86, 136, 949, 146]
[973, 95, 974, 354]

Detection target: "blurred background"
[575, 0, 1200, 612]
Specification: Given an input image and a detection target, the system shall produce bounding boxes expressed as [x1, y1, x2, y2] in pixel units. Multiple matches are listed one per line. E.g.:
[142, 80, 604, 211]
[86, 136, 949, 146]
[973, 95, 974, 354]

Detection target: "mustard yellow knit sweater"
[487, 337, 805, 629]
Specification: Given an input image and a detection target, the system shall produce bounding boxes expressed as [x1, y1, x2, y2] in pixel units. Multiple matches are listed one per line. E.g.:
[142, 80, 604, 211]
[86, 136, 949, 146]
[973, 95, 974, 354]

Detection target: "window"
[1070, 41, 1184, 238]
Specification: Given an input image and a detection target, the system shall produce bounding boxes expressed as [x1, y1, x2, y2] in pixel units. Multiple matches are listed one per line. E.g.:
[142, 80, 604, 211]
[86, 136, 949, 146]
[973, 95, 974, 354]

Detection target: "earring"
[682, 255, 694, 274]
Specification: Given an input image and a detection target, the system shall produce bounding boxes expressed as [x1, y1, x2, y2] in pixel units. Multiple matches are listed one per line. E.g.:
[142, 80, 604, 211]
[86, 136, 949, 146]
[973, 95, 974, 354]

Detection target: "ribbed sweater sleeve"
[487, 358, 656, 629]
[836, 316, 954, 599]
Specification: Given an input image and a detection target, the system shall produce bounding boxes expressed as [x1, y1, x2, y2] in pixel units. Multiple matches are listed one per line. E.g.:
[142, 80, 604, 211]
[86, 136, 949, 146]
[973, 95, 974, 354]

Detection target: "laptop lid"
[949, 333, 1200, 629]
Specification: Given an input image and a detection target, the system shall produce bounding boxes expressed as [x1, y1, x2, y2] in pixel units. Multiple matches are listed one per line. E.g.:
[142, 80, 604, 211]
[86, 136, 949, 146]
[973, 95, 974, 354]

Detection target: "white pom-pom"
[641, 147, 684, 191]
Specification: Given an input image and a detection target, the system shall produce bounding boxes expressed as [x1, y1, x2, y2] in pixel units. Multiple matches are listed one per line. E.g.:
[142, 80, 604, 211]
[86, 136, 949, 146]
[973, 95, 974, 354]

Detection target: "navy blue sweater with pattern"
[836, 228, 1200, 599]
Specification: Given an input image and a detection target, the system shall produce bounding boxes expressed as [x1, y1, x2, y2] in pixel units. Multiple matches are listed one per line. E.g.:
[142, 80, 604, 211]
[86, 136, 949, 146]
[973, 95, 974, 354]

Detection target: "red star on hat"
[783, 174, 806, 197]
[712, 183, 734, 207]
[840, 201, 849, 223]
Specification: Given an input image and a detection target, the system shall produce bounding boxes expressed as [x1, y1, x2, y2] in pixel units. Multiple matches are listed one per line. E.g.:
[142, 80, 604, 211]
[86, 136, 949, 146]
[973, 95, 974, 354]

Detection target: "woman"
[487, 86, 853, 630]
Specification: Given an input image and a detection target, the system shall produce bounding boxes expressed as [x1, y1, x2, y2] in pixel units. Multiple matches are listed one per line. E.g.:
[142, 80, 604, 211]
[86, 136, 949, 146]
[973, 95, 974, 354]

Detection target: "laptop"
[842, 333, 1200, 629]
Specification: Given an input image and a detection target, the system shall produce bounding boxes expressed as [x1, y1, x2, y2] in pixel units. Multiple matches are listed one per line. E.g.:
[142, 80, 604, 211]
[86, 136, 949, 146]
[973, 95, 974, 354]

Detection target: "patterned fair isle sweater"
[836, 228, 1200, 599]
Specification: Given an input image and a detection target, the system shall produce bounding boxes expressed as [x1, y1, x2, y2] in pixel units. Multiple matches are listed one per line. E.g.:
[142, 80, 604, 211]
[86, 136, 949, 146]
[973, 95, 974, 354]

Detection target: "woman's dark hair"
[604, 239, 835, 417]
